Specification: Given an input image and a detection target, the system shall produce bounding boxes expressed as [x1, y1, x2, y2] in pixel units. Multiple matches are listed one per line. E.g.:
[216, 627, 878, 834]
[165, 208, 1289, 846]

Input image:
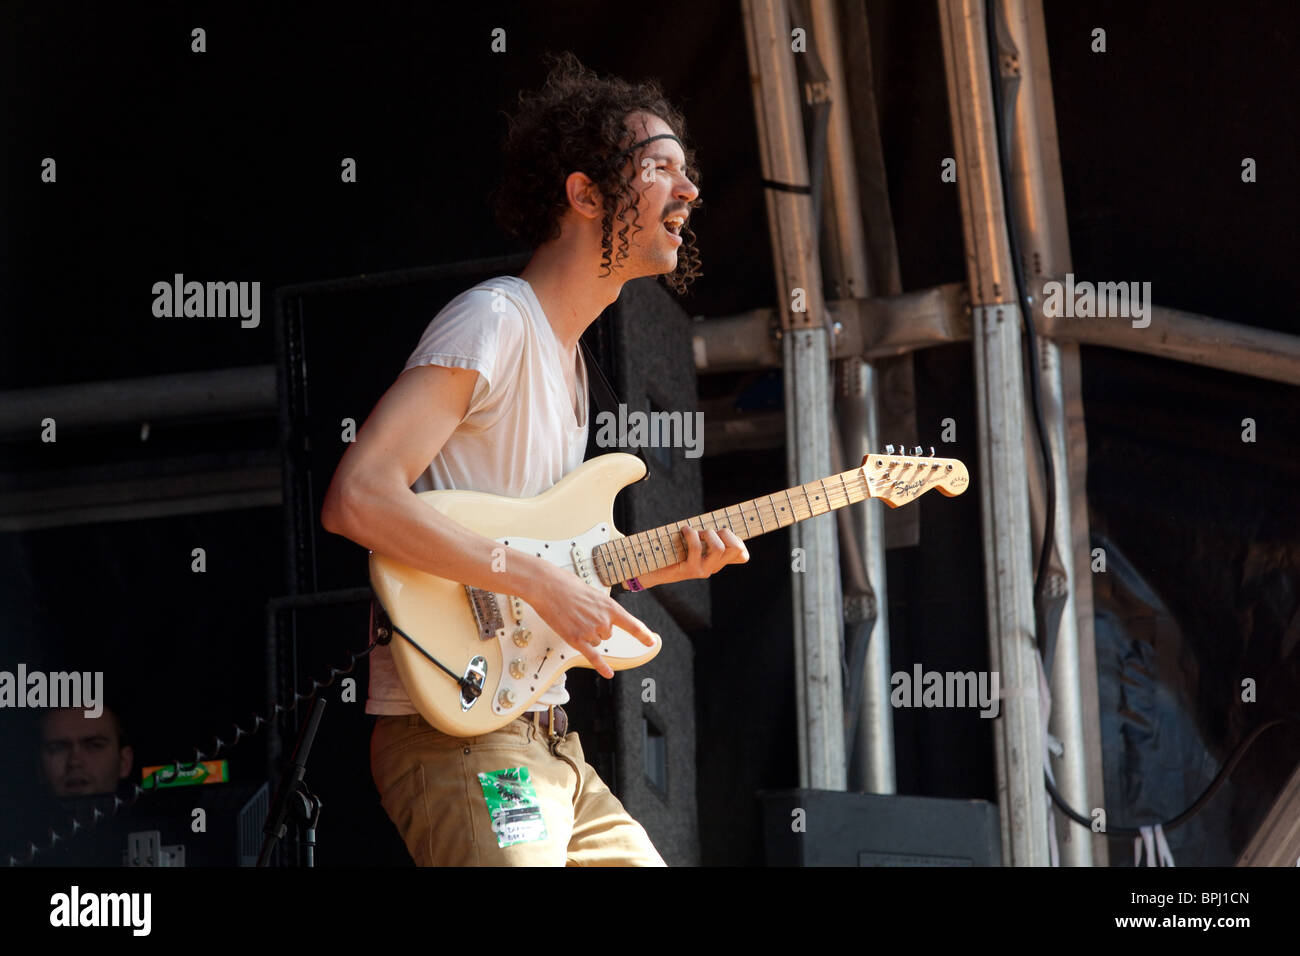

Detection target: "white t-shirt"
[365, 275, 590, 715]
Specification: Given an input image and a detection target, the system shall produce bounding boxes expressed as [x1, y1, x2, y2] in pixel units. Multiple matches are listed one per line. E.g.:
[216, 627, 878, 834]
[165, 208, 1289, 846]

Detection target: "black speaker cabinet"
[596, 276, 711, 632]
[762, 789, 1001, 866]
[586, 277, 708, 865]
[611, 590, 699, 866]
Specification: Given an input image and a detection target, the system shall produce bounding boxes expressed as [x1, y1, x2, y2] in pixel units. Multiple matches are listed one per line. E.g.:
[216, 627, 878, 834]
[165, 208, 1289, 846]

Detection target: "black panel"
[762, 789, 1001, 866]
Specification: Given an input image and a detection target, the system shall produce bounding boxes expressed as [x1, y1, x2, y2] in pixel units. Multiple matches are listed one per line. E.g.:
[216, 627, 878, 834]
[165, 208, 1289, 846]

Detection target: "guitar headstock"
[859, 446, 969, 509]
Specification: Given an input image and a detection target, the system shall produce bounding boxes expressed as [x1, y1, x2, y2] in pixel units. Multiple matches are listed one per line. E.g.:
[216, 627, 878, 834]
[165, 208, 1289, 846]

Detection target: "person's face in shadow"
[39, 709, 133, 798]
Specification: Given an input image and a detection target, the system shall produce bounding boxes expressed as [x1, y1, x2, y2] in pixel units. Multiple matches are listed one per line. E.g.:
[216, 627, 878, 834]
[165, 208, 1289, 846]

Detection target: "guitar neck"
[591, 467, 870, 588]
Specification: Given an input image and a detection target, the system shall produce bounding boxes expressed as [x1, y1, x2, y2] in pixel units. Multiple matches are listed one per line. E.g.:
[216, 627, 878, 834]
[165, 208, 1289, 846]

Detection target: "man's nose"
[677, 177, 699, 204]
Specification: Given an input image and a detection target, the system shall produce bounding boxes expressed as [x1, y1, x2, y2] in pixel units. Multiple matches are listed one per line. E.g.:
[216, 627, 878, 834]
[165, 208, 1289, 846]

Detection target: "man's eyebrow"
[643, 152, 686, 167]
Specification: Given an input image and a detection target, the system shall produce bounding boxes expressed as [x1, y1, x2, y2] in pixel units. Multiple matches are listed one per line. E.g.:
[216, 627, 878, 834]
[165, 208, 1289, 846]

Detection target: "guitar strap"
[579, 336, 651, 478]
[580, 338, 616, 414]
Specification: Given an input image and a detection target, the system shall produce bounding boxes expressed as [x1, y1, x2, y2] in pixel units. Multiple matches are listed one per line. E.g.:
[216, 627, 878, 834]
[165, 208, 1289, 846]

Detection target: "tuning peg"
[885, 444, 895, 455]
[929, 446, 935, 457]
[913, 445, 923, 456]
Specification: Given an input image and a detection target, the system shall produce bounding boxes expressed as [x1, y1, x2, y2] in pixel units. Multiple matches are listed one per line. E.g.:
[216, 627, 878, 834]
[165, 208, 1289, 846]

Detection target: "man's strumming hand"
[519, 558, 658, 679]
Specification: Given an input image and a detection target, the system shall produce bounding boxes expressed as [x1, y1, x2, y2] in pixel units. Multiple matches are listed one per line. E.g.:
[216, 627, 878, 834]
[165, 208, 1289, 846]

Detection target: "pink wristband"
[626, 576, 645, 592]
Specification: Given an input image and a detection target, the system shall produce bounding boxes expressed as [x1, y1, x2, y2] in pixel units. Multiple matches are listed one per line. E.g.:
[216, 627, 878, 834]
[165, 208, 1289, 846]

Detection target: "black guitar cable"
[381, 618, 482, 699]
[1043, 715, 1300, 837]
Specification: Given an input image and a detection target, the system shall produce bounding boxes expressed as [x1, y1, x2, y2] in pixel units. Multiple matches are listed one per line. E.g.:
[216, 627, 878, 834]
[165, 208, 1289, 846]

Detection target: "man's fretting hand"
[633, 526, 749, 590]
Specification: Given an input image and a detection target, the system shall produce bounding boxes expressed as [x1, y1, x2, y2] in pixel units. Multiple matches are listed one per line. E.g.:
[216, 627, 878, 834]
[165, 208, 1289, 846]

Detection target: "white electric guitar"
[370, 448, 968, 736]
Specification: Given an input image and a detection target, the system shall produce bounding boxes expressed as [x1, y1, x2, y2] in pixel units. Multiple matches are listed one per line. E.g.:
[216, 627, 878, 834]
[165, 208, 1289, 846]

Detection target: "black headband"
[597, 133, 685, 173]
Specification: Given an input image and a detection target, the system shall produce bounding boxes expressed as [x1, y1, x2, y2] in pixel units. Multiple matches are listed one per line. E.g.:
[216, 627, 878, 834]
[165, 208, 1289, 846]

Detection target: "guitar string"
[577, 475, 884, 580]
[563, 457, 953, 579]
[552, 468, 943, 581]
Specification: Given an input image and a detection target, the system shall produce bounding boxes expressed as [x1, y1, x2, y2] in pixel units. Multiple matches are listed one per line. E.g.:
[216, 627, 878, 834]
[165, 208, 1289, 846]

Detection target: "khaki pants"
[370, 713, 666, 866]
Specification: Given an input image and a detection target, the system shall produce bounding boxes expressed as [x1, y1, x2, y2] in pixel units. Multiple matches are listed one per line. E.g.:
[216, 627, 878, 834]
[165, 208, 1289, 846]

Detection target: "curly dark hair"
[491, 51, 702, 295]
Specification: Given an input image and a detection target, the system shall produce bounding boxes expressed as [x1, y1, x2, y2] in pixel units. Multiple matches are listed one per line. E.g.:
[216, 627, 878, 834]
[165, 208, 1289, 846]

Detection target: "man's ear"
[564, 171, 603, 221]
[118, 744, 134, 780]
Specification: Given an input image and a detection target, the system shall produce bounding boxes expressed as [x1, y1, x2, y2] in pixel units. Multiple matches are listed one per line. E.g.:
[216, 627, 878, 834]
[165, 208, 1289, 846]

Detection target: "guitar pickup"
[464, 585, 506, 641]
[571, 544, 592, 583]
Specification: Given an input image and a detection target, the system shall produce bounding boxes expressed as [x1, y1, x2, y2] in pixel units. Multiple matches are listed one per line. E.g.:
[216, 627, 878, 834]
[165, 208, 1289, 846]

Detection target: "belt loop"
[547, 704, 557, 741]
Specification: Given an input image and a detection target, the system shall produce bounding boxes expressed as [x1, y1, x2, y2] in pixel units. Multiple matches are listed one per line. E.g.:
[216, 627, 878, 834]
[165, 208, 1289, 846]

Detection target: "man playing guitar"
[320, 52, 747, 866]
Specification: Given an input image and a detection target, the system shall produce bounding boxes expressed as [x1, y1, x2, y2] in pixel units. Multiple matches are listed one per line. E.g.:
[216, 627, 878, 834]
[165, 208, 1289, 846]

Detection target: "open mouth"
[663, 216, 685, 245]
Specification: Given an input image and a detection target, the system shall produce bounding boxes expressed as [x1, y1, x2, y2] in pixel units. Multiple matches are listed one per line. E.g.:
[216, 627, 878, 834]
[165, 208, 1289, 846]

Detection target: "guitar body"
[370, 452, 660, 737]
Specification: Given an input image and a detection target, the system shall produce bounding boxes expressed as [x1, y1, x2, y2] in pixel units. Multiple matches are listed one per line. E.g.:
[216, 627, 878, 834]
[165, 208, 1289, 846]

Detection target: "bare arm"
[321, 364, 538, 597]
[319, 363, 655, 676]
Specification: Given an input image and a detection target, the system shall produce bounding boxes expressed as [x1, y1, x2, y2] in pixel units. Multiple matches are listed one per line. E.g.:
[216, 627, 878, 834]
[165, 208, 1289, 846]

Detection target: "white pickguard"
[481, 522, 646, 717]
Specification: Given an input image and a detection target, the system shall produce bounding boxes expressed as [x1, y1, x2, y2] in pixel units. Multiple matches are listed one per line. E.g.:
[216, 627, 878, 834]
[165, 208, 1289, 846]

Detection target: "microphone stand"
[257, 697, 326, 867]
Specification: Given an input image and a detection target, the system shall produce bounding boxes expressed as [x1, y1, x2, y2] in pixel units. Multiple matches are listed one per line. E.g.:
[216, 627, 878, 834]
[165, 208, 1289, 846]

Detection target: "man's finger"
[700, 531, 725, 569]
[576, 640, 614, 678]
[614, 606, 658, 647]
[722, 530, 750, 563]
[704, 529, 725, 561]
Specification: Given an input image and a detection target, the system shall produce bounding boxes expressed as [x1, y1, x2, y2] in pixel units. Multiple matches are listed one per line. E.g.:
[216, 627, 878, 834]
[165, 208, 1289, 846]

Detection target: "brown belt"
[520, 704, 568, 738]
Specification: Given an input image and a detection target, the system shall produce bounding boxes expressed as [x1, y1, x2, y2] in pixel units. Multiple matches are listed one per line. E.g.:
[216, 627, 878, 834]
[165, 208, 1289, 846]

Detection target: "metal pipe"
[690, 284, 969, 373]
[692, 283, 1300, 387]
[0, 365, 276, 437]
[999, 0, 1108, 867]
[1035, 288, 1300, 387]
[742, 0, 846, 790]
[939, 0, 1049, 865]
[811, 0, 896, 794]
[835, 358, 896, 792]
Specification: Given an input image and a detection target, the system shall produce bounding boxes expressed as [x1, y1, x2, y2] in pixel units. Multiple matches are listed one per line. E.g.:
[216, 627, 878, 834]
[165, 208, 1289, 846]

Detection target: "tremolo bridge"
[464, 585, 506, 641]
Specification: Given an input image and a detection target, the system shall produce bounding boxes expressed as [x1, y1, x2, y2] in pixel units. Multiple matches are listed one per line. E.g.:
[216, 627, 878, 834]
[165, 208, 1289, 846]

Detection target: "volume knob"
[513, 626, 532, 647]
[509, 659, 527, 680]
[498, 688, 516, 708]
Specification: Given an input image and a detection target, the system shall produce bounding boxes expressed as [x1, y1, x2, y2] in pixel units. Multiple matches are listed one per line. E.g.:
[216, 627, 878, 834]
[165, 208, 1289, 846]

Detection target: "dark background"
[2, 0, 1297, 865]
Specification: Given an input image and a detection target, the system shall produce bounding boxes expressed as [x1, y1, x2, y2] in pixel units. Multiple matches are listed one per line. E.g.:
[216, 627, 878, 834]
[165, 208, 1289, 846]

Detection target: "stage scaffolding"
[728, 0, 1300, 865]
